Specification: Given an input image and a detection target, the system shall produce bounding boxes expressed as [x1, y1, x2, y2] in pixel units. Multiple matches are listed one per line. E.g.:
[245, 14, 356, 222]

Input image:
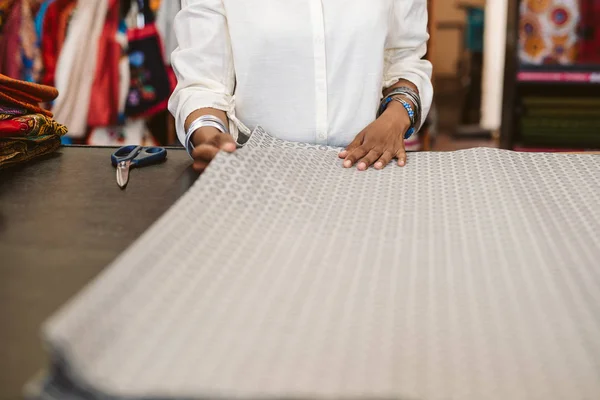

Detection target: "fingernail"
[343, 160, 352, 168]
[339, 151, 347, 157]
[222, 143, 236, 152]
[358, 162, 367, 171]
[399, 160, 406, 166]
[374, 162, 383, 169]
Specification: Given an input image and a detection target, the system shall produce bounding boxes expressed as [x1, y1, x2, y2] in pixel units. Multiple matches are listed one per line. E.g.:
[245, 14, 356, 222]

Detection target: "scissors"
[111, 145, 167, 189]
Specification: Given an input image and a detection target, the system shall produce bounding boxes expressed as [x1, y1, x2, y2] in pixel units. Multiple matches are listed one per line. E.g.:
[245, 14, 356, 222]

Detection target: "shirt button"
[315, 36, 324, 45]
[318, 131, 326, 140]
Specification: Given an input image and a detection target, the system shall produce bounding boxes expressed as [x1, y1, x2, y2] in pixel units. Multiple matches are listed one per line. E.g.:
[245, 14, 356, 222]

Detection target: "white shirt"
[169, 0, 433, 148]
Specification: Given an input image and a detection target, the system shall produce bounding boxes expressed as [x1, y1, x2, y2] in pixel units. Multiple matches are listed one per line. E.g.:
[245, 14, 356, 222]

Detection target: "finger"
[339, 132, 365, 159]
[192, 160, 210, 173]
[374, 150, 394, 170]
[343, 145, 369, 168]
[214, 132, 237, 152]
[192, 144, 220, 163]
[396, 149, 407, 167]
[357, 149, 382, 171]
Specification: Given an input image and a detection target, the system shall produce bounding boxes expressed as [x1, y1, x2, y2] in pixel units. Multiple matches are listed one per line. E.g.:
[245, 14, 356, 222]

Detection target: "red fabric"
[578, 0, 600, 64]
[40, 0, 75, 86]
[0, 118, 29, 137]
[0, 0, 22, 78]
[87, 0, 120, 127]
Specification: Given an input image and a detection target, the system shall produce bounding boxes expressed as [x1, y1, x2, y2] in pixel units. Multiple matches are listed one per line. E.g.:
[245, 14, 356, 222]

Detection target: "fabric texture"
[32, 127, 600, 400]
[169, 0, 433, 147]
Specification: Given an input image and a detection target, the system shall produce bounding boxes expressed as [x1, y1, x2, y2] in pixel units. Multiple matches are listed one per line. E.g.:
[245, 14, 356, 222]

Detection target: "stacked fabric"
[0, 73, 67, 168]
[520, 96, 600, 148]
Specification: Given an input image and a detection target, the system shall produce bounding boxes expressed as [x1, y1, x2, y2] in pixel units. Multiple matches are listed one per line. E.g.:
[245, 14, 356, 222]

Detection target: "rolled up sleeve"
[168, 0, 246, 145]
[384, 0, 433, 128]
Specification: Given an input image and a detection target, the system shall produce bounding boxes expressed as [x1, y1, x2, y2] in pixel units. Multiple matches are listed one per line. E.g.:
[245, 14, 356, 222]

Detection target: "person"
[169, 0, 433, 173]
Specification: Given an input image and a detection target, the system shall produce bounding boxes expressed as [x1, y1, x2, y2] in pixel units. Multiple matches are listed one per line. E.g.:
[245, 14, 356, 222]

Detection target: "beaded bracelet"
[378, 95, 417, 139]
[392, 97, 416, 139]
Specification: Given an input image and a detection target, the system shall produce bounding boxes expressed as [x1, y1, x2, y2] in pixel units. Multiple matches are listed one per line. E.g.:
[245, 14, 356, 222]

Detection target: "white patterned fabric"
[32, 128, 600, 400]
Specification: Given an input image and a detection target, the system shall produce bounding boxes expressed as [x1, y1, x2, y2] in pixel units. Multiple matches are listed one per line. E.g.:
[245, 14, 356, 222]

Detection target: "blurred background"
[1, 0, 599, 152]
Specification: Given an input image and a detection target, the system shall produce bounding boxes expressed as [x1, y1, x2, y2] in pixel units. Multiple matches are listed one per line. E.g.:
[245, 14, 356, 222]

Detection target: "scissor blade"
[116, 161, 131, 189]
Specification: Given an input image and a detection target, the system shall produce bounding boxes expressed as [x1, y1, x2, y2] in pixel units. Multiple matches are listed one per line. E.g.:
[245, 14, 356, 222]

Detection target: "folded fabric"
[0, 112, 68, 168]
[0, 104, 27, 119]
[0, 133, 60, 168]
[0, 112, 67, 136]
[0, 73, 58, 116]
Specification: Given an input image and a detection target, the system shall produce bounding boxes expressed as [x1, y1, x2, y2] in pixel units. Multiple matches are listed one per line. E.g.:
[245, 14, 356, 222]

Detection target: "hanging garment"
[40, 0, 75, 86]
[578, 0, 600, 64]
[125, 3, 173, 119]
[20, 0, 43, 82]
[519, 0, 580, 65]
[0, 0, 15, 32]
[0, 0, 22, 78]
[87, 0, 121, 128]
[52, 0, 109, 138]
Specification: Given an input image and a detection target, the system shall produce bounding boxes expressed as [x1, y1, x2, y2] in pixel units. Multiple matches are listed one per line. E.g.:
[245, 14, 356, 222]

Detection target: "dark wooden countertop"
[0, 146, 197, 399]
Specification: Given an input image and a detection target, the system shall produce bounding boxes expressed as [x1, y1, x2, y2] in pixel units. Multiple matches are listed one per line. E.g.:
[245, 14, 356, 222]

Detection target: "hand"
[339, 101, 411, 170]
[190, 127, 236, 173]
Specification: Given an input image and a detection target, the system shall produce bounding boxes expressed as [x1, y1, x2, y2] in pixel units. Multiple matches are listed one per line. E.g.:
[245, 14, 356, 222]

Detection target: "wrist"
[383, 101, 411, 131]
[191, 126, 221, 147]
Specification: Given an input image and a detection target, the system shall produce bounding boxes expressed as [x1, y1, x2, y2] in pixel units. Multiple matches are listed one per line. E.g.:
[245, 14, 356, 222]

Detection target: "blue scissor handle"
[132, 146, 167, 167]
[111, 146, 167, 167]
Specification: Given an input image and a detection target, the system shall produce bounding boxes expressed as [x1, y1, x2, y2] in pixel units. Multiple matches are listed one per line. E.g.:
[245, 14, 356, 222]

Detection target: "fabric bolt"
[31, 127, 600, 400]
[52, 0, 109, 138]
[169, 0, 433, 146]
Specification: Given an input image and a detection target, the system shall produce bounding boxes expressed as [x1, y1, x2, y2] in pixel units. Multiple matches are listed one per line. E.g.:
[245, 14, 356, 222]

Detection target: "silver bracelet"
[185, 115, 229, 156]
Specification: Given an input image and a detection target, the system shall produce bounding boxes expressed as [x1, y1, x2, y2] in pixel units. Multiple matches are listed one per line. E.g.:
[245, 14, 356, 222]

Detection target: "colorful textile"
[20, 0, 43, 82]
[0, 112, 66, 168]
[0, 112, 67, 137]
[0, 131, 61, 168]
[126, 24, 173, 118]
[0, 104, 27, 119]
[519, 0, 580, 65]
